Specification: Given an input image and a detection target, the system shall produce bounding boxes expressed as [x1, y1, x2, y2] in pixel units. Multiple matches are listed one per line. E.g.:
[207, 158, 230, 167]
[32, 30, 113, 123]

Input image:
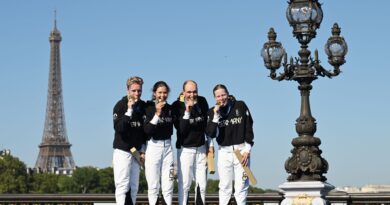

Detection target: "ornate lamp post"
[261, 0, 347, 205]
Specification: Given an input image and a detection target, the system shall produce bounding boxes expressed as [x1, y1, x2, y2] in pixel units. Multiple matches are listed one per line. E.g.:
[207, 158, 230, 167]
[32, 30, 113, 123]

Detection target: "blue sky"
[1, 1, 389, 189]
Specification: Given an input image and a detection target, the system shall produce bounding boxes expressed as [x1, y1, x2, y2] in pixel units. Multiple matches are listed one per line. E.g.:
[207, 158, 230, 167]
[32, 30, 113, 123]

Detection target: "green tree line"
[0, 154, 273, 194]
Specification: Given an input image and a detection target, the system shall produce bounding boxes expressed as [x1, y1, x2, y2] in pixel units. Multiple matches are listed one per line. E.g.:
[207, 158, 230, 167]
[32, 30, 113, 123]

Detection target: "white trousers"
[218, 145, 250, 205]
[113, 149, 140, 205]
[145, 139, 174, 205]
[177, 145, 207, 205]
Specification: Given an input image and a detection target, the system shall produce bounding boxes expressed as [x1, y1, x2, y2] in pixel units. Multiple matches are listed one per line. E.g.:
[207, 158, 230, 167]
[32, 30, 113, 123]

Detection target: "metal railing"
[0, 193, 282, 205]
[1, 192, 390, 205]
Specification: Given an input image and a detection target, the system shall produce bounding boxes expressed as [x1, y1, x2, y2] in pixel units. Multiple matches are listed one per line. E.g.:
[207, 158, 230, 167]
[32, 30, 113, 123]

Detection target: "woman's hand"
[241, 152, 250, 167]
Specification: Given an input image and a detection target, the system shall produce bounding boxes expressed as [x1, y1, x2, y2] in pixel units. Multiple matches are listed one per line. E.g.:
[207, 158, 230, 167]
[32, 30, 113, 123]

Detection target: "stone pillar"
[279, 181, 334, 205]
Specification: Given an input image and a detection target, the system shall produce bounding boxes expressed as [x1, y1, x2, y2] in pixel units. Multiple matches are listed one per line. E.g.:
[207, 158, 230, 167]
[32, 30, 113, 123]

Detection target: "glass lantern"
[325, 23, 348, 67]
[261, 28, 285, 71]
[286, 0, 323, 44]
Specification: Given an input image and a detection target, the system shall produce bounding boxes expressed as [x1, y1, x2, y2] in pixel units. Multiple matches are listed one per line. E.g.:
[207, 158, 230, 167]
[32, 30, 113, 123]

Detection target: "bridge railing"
[1, 192, 390, 205]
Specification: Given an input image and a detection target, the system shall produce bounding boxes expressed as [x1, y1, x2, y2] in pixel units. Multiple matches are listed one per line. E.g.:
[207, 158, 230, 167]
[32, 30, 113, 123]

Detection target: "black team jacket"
[113, 96, 146, 152]
[172, 96, 209, 149]
[144, 101, 174, 141]
[206, 98, 254, 147]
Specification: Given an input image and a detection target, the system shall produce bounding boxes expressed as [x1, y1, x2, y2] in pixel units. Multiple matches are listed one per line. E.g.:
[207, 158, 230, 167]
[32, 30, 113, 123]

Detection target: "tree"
[58, 174, 78, 193]
[96, 167, 115, 193]
[29, 173, 59, 193]
[138, 169, 148, 193]
[248, 185, 265, 193]
[72, 166, 100, 193]
[206, 179, 219, 193]
[0, 155, 29, 193]
[205, 179, 268, 193]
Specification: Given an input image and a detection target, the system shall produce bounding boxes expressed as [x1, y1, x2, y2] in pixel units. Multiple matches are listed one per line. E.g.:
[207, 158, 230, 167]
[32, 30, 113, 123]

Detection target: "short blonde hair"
[126, 76, 144, 88]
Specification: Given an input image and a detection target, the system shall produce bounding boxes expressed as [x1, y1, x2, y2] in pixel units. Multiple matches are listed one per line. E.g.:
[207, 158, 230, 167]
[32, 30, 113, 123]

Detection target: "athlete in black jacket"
[206, 98, 254, 148]
[112, 76, 146, 205]
[143, 81, 174, 205]
[172, 94, 208, 148]
[206, 84, 254, 205]
[144, 100, 173, 140]
[113, 97, 146, 151]
[172, 80, 212, 205]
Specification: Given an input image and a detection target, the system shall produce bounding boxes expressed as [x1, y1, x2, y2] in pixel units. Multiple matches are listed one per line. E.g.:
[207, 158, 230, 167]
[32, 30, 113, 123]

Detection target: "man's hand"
[185, 99, 195, 112]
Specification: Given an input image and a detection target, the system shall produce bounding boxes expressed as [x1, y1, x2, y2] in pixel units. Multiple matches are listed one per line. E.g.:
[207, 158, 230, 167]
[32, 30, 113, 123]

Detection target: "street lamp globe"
[325, 23, 348, 68]
[261, 28, 285, 77]
[286, 0, 323, 45]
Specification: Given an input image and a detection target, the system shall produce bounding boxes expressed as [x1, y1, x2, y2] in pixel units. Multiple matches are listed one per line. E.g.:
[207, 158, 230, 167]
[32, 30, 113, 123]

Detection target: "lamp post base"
[279, 181, 334, 205]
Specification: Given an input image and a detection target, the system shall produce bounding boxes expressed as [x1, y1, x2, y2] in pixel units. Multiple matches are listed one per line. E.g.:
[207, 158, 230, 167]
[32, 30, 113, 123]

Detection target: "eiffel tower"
[35, 15, 75, 174]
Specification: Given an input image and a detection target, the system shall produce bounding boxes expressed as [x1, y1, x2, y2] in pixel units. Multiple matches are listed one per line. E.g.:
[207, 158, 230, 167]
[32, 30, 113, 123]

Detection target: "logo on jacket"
[189, 116, 204, 124]
[218, 117, 243, 127]
[158, 117, 173, 123]
[130, 121, 142, 128]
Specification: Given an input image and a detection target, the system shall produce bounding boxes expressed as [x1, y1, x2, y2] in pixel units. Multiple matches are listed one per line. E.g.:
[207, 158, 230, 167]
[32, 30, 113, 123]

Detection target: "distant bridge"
[1, 192, 390, 205]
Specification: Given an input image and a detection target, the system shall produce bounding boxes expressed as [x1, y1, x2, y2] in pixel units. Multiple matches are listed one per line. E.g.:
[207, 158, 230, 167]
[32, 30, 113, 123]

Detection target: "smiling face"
[183, 81, 198, 102]
[213, 87, 228, 107]
[154, 86, 169, 102]
[127, 83, 142, 101]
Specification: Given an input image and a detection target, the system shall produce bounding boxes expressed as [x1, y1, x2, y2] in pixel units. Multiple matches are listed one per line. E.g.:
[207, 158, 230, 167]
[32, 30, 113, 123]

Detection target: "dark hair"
[152, 81, 170, 100]
[212, 84, 229, 96]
